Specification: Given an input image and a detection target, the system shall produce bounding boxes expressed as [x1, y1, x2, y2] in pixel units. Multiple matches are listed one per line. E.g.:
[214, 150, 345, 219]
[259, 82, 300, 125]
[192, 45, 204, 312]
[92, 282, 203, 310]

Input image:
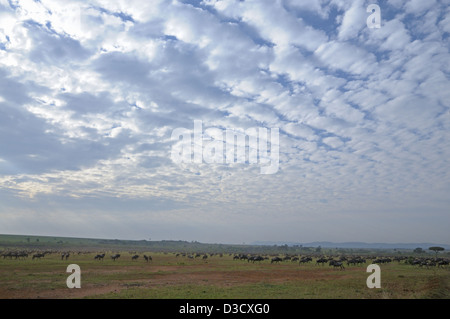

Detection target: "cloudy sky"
[0, 0, 449, 245]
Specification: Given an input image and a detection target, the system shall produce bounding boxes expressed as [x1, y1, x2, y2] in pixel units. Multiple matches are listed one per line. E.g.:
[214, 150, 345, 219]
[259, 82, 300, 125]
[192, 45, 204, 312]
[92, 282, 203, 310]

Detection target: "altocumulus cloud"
[0, 0, 449, 244]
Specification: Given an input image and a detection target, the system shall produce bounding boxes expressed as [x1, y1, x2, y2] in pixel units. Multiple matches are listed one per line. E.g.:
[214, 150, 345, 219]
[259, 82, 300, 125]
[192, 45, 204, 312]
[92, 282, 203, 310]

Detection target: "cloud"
[0, 0, 449, 244]
[322, 136, 344, 149]
[314, 40, 378, 76]
[404, 0, 437, 15]
[337, 0, 366, 41]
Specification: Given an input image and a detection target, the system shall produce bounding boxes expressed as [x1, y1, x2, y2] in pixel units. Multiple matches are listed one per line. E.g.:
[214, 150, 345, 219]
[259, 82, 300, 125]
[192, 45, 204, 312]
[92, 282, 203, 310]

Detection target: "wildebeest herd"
[0, 250, 155, 263]
[1, 249, 449, 271]
[228, 253, 449, 270]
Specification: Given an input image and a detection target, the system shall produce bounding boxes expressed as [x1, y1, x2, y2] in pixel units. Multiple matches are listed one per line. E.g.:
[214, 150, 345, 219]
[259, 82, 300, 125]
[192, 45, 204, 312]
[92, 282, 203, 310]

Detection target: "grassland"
[0, 234, 449, 299]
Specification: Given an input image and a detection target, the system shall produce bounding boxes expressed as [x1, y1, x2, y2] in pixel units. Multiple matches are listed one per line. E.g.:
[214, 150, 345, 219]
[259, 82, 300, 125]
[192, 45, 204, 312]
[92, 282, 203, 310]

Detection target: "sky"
[0, 0, 449, 245]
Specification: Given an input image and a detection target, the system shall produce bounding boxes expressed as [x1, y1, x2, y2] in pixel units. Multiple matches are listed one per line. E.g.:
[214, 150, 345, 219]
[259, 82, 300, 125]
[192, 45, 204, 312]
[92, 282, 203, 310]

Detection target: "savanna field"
[0, 235, 448, 299]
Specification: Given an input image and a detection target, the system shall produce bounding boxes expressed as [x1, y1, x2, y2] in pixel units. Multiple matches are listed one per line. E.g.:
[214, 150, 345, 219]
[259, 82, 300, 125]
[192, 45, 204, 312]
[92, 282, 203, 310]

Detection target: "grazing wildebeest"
[347, 257, 366, 266]
[347, 258, 359, 266]
[202, 255, 208, 260]
[143, 255, 152, 262]
[249, 256, 264, 263]
[239, 254, 249, 261]
[32, 253, 45, 260]
[299, 256, 312, 264]
[111, 254, 121, 261]
[3, 252, 15, 259]
[373, 258, 392, 264]
[131, 254, 139, 261]
[329, 260, 345, 270]
[271, 257, 282, 264]
[94, 253, 105, 261]
[4, 251, 27, 259]
[315, 257, 328, 266]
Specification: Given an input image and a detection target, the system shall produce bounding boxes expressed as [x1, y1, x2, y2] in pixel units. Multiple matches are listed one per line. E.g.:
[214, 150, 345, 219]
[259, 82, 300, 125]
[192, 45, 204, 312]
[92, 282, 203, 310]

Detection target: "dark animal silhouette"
[299, 256, 312, 264]
[271, 257, 282, 264]
[329, 260, 345, 270]
[316, 257, 328, 266]
[32, 253, 45, 260]
[94, 253, 105, 260]
[249, 255, 264, 263]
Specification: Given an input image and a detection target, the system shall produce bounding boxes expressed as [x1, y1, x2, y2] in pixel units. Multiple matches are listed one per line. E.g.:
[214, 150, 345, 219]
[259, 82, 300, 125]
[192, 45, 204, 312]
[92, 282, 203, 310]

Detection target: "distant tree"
[429, 247, 444, 260]
[413, 247, 424, 254]
[315, 246, 322, 253]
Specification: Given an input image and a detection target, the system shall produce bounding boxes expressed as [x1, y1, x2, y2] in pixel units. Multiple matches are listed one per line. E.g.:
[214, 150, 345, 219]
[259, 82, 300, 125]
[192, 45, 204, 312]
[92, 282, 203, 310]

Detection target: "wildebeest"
[299, 256, 312, 264]
[131, 254, 139, 261]
[143, 255, 152, 262]
[315, 257, 328, 266]
[271, 257, 282, 264]
[233, 254, 249, 261]
[32, 253, 45, 260]
[2, 251, 28, 259]
[373, 257, 392, 264]
[347, 257, 366, 266]
[329, 260, 345, 270]
[61, 253, 70, 260]
[111, 254, 121, 261]
[249, 255, 264, 263]
[17, 252, 29, 259]
[94, 253, 105, 260]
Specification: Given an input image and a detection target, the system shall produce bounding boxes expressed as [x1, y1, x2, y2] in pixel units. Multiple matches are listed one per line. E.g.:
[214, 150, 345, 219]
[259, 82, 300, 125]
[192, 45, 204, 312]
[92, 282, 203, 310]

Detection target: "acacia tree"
[428, 246, 444, 260]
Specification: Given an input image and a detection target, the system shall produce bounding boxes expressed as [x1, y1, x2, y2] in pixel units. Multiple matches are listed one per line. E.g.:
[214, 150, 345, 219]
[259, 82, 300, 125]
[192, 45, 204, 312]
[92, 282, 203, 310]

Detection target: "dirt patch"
[0, 266, 341, 299]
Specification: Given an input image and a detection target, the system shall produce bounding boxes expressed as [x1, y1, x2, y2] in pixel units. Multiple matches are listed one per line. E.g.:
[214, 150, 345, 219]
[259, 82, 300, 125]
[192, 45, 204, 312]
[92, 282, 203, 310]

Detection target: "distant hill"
[1, 234, 449, 252]
[251, 241, 450, 250]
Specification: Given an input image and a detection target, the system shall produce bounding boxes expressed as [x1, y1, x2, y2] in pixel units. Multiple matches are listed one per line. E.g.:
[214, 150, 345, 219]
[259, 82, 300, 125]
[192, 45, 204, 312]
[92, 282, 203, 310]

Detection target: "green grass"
[1, 251, 449, 299]
[88, 269, 450, 299]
